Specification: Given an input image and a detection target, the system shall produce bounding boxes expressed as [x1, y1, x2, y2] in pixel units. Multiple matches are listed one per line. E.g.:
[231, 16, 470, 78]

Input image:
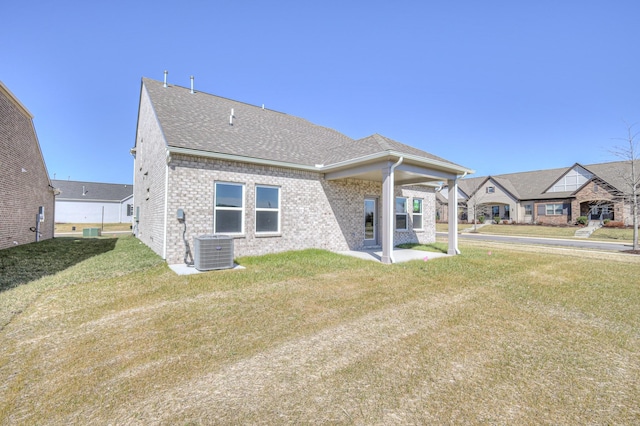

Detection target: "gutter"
[388, 156, 404, 264]
[167, 146, 475, 176]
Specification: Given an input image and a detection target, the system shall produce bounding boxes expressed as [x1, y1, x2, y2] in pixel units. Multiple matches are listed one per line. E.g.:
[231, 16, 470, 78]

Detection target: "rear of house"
[132, 76, 472, 265]
[0, 81, 55, 249]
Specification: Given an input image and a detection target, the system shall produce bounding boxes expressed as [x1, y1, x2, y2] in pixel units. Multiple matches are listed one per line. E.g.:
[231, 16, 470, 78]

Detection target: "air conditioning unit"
[194, 235, 234, 271]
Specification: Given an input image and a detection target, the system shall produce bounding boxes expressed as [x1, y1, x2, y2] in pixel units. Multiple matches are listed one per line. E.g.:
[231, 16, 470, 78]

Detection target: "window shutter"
[537, 205, 546, 216]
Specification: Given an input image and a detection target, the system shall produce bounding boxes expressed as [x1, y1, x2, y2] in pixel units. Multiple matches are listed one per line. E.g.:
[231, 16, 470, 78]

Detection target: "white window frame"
[486, 186, 495, 194]
[396, 197, 408, 231]
[545, 203, 564, 216]
[214, 182, 245, 235]
[412, 198, 423, 230]
[255, 185, 280, 234]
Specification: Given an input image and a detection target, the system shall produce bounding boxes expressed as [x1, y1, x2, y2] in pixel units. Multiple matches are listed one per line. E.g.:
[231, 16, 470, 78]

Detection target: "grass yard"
[438, 222, 635, 243]
[1, 236, 639, 424]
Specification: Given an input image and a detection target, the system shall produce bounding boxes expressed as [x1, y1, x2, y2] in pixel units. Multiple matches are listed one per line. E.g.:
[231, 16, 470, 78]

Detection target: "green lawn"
[1, 236, 639, 424]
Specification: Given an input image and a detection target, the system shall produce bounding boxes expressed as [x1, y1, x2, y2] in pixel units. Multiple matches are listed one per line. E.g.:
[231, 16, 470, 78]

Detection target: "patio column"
[381, 161, 394, 264]
[447, 178, 460, 255]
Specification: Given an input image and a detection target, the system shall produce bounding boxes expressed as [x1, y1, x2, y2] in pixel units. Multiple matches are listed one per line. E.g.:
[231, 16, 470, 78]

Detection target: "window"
[396, 197, 408, 230]
[255, 185, 280, 234]
[504, 205, 510, 219]
[492, 205, 500, 218]
[412, 198, 423, 230]
[214, 182, 244, 234]
[486, 186, 495, 194]
[548, 166, 593, 192]
[524, 204, 533, 215]
[126, 204, 133, 216]
[545, 203, 564, 215]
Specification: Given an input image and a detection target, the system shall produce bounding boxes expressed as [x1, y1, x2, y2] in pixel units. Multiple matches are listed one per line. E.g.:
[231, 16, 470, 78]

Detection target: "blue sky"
[2, 1, 639, 183]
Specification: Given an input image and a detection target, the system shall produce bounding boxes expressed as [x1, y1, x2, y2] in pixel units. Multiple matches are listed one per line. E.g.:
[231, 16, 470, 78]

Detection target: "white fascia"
[167, 147, 475, 177]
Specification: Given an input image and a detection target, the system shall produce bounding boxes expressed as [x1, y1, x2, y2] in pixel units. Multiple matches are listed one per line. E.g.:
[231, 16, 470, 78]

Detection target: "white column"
[381, 162, 394, 264]
[447, 179, 460, 255]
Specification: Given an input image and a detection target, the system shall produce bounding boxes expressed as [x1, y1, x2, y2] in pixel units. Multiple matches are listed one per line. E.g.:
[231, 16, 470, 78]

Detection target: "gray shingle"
[142, 78, 467, 170]
[459, 160, 639, 201]
[52, 180, 133, 202]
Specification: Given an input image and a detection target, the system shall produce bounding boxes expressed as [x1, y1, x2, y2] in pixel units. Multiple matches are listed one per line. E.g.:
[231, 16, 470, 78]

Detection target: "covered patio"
[322, 149, 473, 264]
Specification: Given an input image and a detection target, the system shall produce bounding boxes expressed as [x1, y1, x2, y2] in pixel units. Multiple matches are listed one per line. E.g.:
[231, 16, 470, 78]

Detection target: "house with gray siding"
[439, 161, 638, 226]
[0, 81, 55, 249]
[132, 76, 473, 265]
[51, 180, 133, 223]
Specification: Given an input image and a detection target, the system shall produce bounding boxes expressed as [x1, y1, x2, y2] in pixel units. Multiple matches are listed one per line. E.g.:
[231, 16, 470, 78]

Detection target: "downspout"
[388, 156, 403, 263]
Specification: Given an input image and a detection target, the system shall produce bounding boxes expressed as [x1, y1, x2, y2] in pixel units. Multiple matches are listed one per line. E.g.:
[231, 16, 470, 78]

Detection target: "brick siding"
[159, 156, 436, 264]
[0, 85, 55, 250]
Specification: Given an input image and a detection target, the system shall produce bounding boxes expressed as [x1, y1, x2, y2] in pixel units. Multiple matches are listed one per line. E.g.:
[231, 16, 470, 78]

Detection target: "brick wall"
[572, 181, 625, 223]
[159, 155, 436, 264]
[533, 201, 571, 225]
[132, 86, 169, 257]
[0, 84, 55, 250]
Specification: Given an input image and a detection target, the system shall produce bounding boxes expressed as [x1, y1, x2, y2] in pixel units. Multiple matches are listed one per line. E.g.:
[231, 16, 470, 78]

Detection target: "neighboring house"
[0, 81, 55, 250]
[438, 161, 638, 225]
[132, 77, 473, 264]
[51, 180, 133, 223]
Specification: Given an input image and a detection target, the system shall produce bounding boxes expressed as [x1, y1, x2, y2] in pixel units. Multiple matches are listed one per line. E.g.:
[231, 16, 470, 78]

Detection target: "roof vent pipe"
[229, 108, 234, 126]
[190, 75, 194, 94]
[163, 70, 168, 88]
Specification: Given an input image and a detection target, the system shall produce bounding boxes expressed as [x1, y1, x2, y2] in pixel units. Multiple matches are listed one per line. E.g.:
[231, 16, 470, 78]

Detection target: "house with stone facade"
[131, 76, 472, 265]
[0, 81, 55, 249]
[52, 179, 133, 224]
[438, 161, 638, 226]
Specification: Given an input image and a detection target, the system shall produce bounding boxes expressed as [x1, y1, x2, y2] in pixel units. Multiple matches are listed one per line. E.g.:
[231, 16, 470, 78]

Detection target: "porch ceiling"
[323, 157, 461, 185]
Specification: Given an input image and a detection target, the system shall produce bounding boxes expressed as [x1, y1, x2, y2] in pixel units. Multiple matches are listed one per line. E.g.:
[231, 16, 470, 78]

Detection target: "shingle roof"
[52, 180, 133, 202]
[459, 160, 638, 201]
[141, 78, 468, 171]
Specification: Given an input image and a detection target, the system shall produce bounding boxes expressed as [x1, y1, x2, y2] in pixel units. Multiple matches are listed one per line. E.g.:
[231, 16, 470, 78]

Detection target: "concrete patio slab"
[338, 248, 450, 263]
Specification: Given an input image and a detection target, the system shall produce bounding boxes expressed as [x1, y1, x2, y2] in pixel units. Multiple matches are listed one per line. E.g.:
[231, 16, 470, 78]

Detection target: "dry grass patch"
[1, 240, 639, 424]
[54, 222, 132, 233]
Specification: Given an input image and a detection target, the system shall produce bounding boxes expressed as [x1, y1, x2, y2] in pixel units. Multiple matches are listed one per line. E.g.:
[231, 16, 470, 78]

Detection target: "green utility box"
[83, 228, 101, 237]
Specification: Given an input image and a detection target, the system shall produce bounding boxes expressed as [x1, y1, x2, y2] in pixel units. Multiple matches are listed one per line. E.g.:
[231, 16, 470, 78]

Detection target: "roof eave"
[322, 150, 474, 176]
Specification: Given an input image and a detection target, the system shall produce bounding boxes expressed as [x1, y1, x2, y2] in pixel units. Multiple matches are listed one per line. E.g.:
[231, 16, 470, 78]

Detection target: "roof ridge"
[142, 77, 290, 115]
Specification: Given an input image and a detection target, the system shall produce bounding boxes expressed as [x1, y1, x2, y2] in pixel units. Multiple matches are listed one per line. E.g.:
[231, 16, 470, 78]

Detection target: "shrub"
[576, 216, 588, 225]
[494, 216, 501, 224]
[478, 216, 485, 224]
[604, 220, 625, 228]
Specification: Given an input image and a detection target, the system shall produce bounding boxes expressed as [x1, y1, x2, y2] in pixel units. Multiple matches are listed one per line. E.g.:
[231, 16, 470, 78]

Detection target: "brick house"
[438, 162, 638, 225]
[0, 81, 55, 249]
[51, 180, 133, 223]
[131, 77, 472, 264]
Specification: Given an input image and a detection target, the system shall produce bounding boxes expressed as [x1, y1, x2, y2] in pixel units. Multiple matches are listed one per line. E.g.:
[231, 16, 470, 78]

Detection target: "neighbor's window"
[214, 182, 244, 234]
[413, 198, 423, 230]
[255, 185, 280, 234]
[396, 197, 408, 230]
[524, 204, 533, 215]
[486, 186, 495, 193]
[126, 204, 133, 216]
[545, 203, 564, 215]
